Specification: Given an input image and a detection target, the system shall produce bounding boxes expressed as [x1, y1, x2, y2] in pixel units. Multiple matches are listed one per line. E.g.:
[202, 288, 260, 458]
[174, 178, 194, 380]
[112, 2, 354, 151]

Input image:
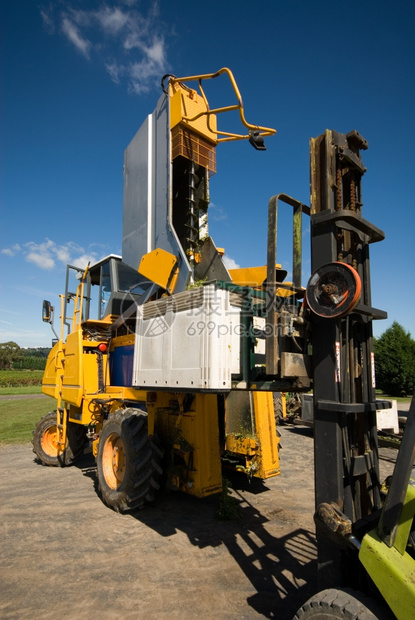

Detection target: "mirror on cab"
[42, 300, 52, 323]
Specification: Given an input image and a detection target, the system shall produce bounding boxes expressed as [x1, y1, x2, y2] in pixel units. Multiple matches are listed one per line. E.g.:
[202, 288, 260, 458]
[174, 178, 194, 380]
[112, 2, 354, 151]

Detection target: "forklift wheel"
[32, 411, 86, 467]
[293, 588, 393, 619]
[97, 408, 163, 513]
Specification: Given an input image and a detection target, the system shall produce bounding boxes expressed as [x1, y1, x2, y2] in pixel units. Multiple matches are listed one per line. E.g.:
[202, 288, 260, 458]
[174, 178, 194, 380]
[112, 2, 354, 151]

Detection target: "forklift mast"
[308, 129, 389, 587]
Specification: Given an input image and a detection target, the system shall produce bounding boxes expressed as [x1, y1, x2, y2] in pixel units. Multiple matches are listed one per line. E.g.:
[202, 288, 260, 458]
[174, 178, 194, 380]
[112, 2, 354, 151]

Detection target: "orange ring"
[332, 262, 361, 314]
[306, 262, 362, 318]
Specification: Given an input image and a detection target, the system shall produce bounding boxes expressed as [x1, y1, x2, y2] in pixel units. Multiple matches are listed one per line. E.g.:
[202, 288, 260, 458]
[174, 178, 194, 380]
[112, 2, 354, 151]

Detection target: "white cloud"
[41, 1, 168, 95]
[1, 243, 21, 257]
[147, 39, 164, 64]
[105, 61, 125, 84]
[72, 254, 98, 269]
[62, 16, 92, 59]
[54, 245, 71, 264]
[1, 239, 102, 271]
[26, 251, 55, 270]
[95, 7, 130, 35]
[222, 255, 241, 270]
[24, 239, 56, 270]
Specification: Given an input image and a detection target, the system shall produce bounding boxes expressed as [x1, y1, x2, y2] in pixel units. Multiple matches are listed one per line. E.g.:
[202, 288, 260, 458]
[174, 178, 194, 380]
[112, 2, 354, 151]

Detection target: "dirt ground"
[0, 415, 398, 620]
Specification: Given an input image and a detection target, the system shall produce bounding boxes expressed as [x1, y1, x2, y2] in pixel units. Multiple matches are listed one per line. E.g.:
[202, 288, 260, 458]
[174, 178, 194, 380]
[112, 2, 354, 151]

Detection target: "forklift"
[294, 392, 415, 619]
[293, 132, 415, 618]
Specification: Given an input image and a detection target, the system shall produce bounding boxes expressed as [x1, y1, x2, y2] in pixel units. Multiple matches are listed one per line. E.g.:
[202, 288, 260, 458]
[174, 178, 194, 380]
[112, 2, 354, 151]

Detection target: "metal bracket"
[265, 193, 310, 375]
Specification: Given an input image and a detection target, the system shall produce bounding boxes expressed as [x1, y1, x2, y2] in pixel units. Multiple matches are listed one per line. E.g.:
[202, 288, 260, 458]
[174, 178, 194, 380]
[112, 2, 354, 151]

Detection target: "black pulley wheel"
[306, 262, 361, 318]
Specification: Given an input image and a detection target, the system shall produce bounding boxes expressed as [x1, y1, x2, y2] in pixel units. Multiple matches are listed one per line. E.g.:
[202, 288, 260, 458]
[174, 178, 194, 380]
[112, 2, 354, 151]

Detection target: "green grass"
[0, 377, 410, 446]
[0, 397, 56, 444]
[0, 385, 43, 395]
[376, 391, 412, 404]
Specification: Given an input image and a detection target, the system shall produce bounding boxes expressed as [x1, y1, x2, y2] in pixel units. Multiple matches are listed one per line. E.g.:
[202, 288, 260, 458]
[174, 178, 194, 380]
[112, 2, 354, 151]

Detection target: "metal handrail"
[163, 67, 276, 143]
[265, 193, 310, 375]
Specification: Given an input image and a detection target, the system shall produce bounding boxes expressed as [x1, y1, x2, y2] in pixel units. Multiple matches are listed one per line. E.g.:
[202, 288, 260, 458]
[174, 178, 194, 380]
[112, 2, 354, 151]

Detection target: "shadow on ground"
[73, 451, 317, 618]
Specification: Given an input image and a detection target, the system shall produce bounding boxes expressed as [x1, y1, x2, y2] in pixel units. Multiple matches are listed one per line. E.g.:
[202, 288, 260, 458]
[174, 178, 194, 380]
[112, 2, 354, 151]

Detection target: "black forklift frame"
[308, 129, 391, 588]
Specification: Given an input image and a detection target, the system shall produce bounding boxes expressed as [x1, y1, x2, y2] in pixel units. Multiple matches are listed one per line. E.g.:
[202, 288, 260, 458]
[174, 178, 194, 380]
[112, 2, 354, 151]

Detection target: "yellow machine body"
[42, 340, 65, 400]
[138, 248, 179, 294]
[42, 307, 281, 497]
[359, 482, 415, 619]
[229, 265, 295, 298]
[147, 392, 223, 497]
[39, 68, 284, 506]
[170, 83, 218, 144]
[224, 391, 280, 479]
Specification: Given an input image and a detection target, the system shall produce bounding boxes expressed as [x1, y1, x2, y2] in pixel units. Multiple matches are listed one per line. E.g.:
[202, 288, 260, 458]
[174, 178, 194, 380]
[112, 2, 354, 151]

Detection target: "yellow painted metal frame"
[148, 392, 223, 497]
[252, 392, 280, 478]
[168, 67, 276, 144]
[41, 293, 69, 451]
[42, 340, 65, 400]
[225, 392, 280, 479]
[138, 248, 178, 293]
[359, 483, 415, 619]
[42, 293, 66, 401]
[229, 265, 296, 298]
[170, 85, 217, 143]
[109, 333, 135, 350]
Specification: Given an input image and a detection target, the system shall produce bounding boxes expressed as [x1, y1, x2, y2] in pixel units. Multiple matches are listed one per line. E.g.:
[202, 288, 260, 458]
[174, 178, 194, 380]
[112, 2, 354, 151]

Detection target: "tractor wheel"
[96, 408, 163, 513]
[294, 588, 391, 620]
[274, 394, 284, 424]
[32, 411, 86, 467]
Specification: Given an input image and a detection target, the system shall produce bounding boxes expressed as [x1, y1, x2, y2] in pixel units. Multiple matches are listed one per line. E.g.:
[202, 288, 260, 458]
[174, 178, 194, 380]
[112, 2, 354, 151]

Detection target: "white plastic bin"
[133, 284, 243, 390]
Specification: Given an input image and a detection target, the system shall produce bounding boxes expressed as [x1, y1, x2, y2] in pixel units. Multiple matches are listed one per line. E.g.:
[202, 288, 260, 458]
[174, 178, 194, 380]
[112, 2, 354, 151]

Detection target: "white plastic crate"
[133, 284, 243, 390]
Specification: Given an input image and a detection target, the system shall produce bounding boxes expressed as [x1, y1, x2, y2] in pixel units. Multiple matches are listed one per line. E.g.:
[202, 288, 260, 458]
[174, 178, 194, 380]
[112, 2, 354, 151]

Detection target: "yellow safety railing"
[164, 67, 276, 143]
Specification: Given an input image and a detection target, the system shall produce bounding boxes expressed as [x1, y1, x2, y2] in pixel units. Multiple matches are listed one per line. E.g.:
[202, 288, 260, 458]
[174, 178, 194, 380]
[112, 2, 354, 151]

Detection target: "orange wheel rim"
[102, 433, 126, 489]
[41, 425, 61, 457]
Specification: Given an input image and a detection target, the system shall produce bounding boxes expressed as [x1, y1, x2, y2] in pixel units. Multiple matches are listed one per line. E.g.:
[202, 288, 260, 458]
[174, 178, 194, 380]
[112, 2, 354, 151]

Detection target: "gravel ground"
[0, 420, 398, 620]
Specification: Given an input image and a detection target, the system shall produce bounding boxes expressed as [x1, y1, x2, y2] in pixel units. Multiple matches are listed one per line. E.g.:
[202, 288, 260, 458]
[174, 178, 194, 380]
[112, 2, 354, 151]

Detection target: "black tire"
[32, 411, 86, 467]
[96, 408, 163, 513]
[274, 394, 283, 424]
[293, 588, 391, 620]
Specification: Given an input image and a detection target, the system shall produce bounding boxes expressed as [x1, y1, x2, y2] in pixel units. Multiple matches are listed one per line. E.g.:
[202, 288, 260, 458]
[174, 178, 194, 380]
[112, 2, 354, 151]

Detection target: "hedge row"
[0, 370, 44, 387]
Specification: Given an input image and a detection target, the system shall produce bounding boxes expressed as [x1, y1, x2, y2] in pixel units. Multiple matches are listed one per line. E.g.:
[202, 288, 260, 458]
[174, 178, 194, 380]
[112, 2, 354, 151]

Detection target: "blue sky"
[1, 0, 414, 348]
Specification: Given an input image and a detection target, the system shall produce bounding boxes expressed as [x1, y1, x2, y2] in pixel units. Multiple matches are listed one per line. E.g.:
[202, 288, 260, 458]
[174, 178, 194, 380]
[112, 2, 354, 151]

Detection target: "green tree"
[20, 356, 47, 370]
[23, 347, 50, 359]
[374, 322, 415, 396]
[0, 341, 24, 369]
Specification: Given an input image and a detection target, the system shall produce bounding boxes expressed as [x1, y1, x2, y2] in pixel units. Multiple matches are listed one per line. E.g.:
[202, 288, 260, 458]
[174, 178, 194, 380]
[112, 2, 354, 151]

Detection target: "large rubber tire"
[293, 588, 391, 620]
[96, 408, 163, 513]
[32, 411, 86, 467]
[274, 394, 283, 422]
